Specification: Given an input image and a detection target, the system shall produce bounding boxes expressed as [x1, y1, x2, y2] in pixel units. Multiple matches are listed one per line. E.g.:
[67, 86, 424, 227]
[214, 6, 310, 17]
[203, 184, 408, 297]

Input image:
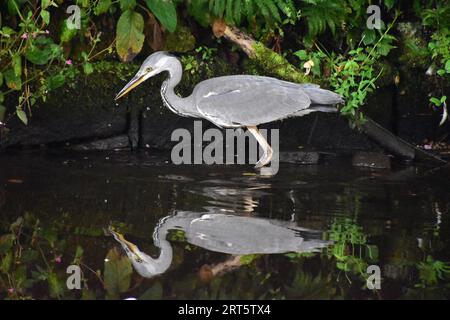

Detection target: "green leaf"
[41, 10, 50, 25]
[363, 29, 377, 45]
[16, 108, 28, 125]
[0, 72, 3, 86]
[25, 37, 62, 65]
[41, 0, 51, 9]
[7, 0, 20, 16]
[1, 251, 13, 273]
[445, 60, 450, 73]
[60, 20, 78, 43]
[294, 50, 308, 60]
[120, 0, 136, 11]
[83, 62, 94, 75]
[140, 282, 163, 300]
[0, 234, 15, 255]
[146, 0, 178, 33]
[95, 0, 112, 15]
[104, 247, 132, 299]
[115, 10, 145, 62]
[12, 54, 22, 77]
[45, 73, 65, 90]
[384, 0, 395, 10]
[48, 272, 64, 298]
[430, 97, 441, 106]
[0, 105, 6, 122]
[4, 69, 22, 90]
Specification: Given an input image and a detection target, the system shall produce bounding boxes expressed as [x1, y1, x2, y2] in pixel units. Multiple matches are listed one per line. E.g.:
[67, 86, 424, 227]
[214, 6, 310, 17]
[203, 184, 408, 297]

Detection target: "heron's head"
[109, 227, 165, 278]
[115, 51, 176, 100]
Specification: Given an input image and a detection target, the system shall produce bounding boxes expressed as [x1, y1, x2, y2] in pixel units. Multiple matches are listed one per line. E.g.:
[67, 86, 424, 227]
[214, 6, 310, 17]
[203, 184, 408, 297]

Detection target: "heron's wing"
[193, 76, 312, 127]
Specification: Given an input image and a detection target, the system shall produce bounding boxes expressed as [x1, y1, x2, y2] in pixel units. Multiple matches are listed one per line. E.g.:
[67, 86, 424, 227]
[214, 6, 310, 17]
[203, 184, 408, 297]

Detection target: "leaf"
[104, 247, 133, 299]
[48, 272, 65, 298]
[145, 0, 178, 33]
[0, 72, 3, 86]
[60, 21, 78, 43]
[363, 29, 377, 46]
[4, 69, 22, 90]
[0, 234, 15, 255]
[41, 0, 51, 9]
[16, 108, 28, 125]
[116, 10, 145, 62]
[120, 0, 136, 11]
[95, 0, 112, 15]
[0, 251, 13, 273]
[430, 97, 441, 106]
[83, 62, 94, 75]
[0, 105, 6, 122]
[446, 60, 450, 73]
[7, 0, 20, 16]
[140, 282, 163, 300]
[41, 10, 50, 25]
[294, 50, 308, 60]
[25, 37, 62, 65]
[12, 54, 22, 77]
[45, 73, 65, 90]
[384, 0, 395, 10]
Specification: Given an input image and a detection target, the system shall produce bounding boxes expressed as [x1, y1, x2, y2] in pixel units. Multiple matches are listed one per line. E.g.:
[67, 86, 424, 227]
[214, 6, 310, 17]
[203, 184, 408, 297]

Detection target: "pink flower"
[21, 33, 28, 39]
[55, 255, 62, 263]
[65, 59, 73, 66]
[45, 30, 50, 34]
[8, 288, 14, 294]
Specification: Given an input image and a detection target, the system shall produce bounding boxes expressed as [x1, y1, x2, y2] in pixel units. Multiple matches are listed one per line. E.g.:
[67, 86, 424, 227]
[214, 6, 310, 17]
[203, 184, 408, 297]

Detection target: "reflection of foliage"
[284, 271, 334, 300]
[327, 218, 377, 281]
[0, 214, 154, 300]
[416, 256, 450, 288]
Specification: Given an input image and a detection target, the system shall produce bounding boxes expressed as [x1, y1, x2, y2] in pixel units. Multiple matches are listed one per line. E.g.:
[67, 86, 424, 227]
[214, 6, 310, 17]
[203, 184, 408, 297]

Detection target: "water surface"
[0, 151, 449, 299]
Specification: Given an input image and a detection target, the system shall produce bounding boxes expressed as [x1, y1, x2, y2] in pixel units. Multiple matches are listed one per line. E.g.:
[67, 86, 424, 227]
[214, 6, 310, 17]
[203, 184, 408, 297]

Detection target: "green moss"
[163, 25, 196, 53]
[252, 42, 313, 84]
[90, 61, 139, 81]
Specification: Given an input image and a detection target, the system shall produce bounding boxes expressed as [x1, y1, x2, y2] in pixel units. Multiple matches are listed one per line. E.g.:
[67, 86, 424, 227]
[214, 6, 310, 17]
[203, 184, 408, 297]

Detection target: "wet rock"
[352, 152, 391, 169]
[280, 151, 320, 164]
[0, 66, 131, 149]
[71, 135, 130, 151]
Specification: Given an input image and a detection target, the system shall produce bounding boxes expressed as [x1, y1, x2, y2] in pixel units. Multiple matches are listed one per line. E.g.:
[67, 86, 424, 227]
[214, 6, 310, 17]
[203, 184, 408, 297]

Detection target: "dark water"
[1, 150, 449, 300]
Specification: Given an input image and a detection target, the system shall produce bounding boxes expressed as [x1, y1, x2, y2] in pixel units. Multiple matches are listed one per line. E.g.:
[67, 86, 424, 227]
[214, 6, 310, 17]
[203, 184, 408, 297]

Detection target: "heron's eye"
[146, 67, 152, 72]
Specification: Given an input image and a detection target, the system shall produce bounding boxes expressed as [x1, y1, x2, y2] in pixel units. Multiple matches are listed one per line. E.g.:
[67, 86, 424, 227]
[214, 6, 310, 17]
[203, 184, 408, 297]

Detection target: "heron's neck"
[161, 62, 194, 117]
[147, 238, 173, 275]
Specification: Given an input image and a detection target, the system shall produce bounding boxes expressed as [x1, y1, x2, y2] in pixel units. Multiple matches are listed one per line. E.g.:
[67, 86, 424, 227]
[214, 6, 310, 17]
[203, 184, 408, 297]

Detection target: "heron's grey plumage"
[116, 51, 344, 168]
[111, 211, 331, 278]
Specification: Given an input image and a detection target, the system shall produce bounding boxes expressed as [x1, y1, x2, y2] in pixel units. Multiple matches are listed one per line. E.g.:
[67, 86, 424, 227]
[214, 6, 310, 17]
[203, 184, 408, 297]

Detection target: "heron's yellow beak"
[109, 227, 140, 257]
[115, 73, 147, 100]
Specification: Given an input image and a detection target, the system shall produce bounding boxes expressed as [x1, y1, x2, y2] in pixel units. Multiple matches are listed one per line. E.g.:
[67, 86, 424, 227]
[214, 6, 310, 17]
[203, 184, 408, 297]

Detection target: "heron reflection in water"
[115, 52, 343, 169]
[110, 211, 331, 278]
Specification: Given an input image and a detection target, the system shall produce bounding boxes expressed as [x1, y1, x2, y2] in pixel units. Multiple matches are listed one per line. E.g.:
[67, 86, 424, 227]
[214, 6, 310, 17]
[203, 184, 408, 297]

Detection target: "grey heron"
[110, 211, 331, 278]
[115, 51, 343, 168]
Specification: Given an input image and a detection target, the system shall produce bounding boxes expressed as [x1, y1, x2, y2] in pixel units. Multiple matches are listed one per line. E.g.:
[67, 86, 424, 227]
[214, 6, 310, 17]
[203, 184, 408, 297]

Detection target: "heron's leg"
[247, 126, 273, 169]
